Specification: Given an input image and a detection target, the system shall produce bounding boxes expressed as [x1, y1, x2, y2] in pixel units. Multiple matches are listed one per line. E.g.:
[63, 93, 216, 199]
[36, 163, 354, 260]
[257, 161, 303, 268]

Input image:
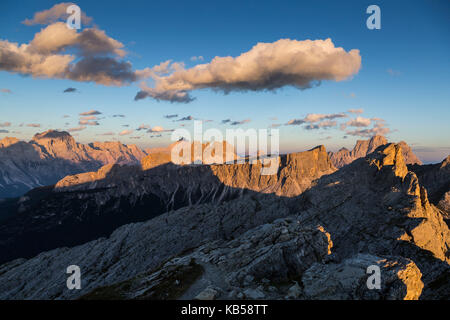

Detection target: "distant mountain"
[328, 135, 422, 168]
[143, 140, 239, 169]
[0, 130, 147, 198]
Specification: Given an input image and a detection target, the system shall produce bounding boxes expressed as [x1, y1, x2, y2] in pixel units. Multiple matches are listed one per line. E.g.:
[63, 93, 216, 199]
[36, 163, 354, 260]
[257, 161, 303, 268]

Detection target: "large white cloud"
[135, 38, 361, 102]
[0, 21, 137, 86]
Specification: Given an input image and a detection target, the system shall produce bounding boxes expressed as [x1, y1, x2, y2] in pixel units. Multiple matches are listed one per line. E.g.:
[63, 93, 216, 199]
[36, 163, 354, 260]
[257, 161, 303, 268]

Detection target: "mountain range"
[0, 132, 448, 300]
[0, 130, 147, 198]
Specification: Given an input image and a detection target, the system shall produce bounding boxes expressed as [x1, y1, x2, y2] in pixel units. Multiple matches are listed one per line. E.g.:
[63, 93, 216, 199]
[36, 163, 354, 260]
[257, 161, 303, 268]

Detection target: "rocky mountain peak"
[0, 137, 20, 148]
[367, 143, 408, 179]
[441, 155, 450, 168]
[32, 130, 73, 142]
[329, 135, 421, 168]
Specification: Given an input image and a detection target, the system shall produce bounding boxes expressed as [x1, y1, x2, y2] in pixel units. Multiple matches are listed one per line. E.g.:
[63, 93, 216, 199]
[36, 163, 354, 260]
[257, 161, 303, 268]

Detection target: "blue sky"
[0, 0, 449, 163]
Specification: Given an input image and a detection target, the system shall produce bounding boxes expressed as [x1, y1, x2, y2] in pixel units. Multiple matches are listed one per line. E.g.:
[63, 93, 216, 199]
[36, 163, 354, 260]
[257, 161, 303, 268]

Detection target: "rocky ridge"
[329, 135, 422, 168]
[0, 143, 448, 300]
[0, 145, 335, 264]
[0, 130, 147, 198]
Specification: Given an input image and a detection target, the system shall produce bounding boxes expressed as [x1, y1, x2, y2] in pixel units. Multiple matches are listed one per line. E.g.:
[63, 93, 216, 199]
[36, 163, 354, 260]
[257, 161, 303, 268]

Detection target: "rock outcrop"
[409, 155, 450, 220]
[329, 135, 422, 168]
[0, 130, 147, 198]
[302, 254, 424, 300]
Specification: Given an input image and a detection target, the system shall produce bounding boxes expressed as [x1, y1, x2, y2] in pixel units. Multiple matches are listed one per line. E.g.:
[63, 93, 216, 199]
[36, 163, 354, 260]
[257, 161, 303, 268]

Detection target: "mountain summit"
[329, 135, 422, 168]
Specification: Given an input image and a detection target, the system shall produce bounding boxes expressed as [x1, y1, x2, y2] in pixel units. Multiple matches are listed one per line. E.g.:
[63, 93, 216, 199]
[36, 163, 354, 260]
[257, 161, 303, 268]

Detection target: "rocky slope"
[329, 135, 422, 168]
[0, 143, 448, 300]
[0, 130, 147, 198]
[0, 145, 335, 264]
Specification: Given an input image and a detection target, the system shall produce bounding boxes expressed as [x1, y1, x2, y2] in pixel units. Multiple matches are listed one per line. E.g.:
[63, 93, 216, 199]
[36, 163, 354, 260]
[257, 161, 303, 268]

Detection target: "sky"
[0, 0, 449, 163]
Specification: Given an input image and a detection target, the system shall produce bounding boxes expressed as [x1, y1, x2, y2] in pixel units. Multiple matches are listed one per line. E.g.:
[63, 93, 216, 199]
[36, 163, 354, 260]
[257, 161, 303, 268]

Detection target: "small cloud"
[129, 136, 141, 139]
[119, 129, 133, 136]
[286, 119, 305, 126]
[112, 114, 125, 118]
[0, 88, 12, 94]
[305, 120, 337, 130]
[62, 115, 70, 118]
[345, 116, 371, 128]
[231, 119, 251, 126]
[346, 123, 390, 137]
[27, 123, 41, 128]
[0, 122, 12, 127]
[0, 129, 9, 133]
[303, 113, 346, 123]
[164, 114, 178, 119]
[349, 92, 356, 98]
[22, 3, 93, 26]
[79, 120, 99, 126]
[347, 108, 363, 114]
[136, 124, 150, 131]
[68, 126, 86, 132]
[177, 115, 194, 121]
[97, 131, 115, 136]
[387, 69, 401, 76]
[63, 87, 77, 93]
[80, 110, 102, 116]
[271, 123, 281, 128]
[269, 117, 278, 121]
[79, 116, 98, 120]
[221, 119, 231, 124]
[147, 126, 173, 133]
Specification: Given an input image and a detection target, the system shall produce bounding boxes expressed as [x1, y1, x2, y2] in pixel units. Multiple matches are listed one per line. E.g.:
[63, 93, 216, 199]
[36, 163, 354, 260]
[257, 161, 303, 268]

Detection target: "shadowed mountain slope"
[0, 145, 335, 264]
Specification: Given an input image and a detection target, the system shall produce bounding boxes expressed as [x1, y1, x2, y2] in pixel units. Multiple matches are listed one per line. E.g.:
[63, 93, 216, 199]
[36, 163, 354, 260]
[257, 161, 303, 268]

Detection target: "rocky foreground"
[0, 142, 448, 300]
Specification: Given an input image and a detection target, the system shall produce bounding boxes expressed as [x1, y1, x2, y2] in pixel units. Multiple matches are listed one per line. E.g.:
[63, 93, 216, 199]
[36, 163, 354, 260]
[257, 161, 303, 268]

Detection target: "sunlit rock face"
[0, 130, 147, 198]
[329, 135, 422, 168]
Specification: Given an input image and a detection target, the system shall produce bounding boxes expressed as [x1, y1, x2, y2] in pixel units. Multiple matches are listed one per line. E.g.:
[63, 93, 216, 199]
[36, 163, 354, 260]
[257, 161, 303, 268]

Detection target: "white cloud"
[136, 38, 361, 102]
[80, 110, 102, 116]
[119, 129, 133, 136]
[347, 108, 363, 114]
